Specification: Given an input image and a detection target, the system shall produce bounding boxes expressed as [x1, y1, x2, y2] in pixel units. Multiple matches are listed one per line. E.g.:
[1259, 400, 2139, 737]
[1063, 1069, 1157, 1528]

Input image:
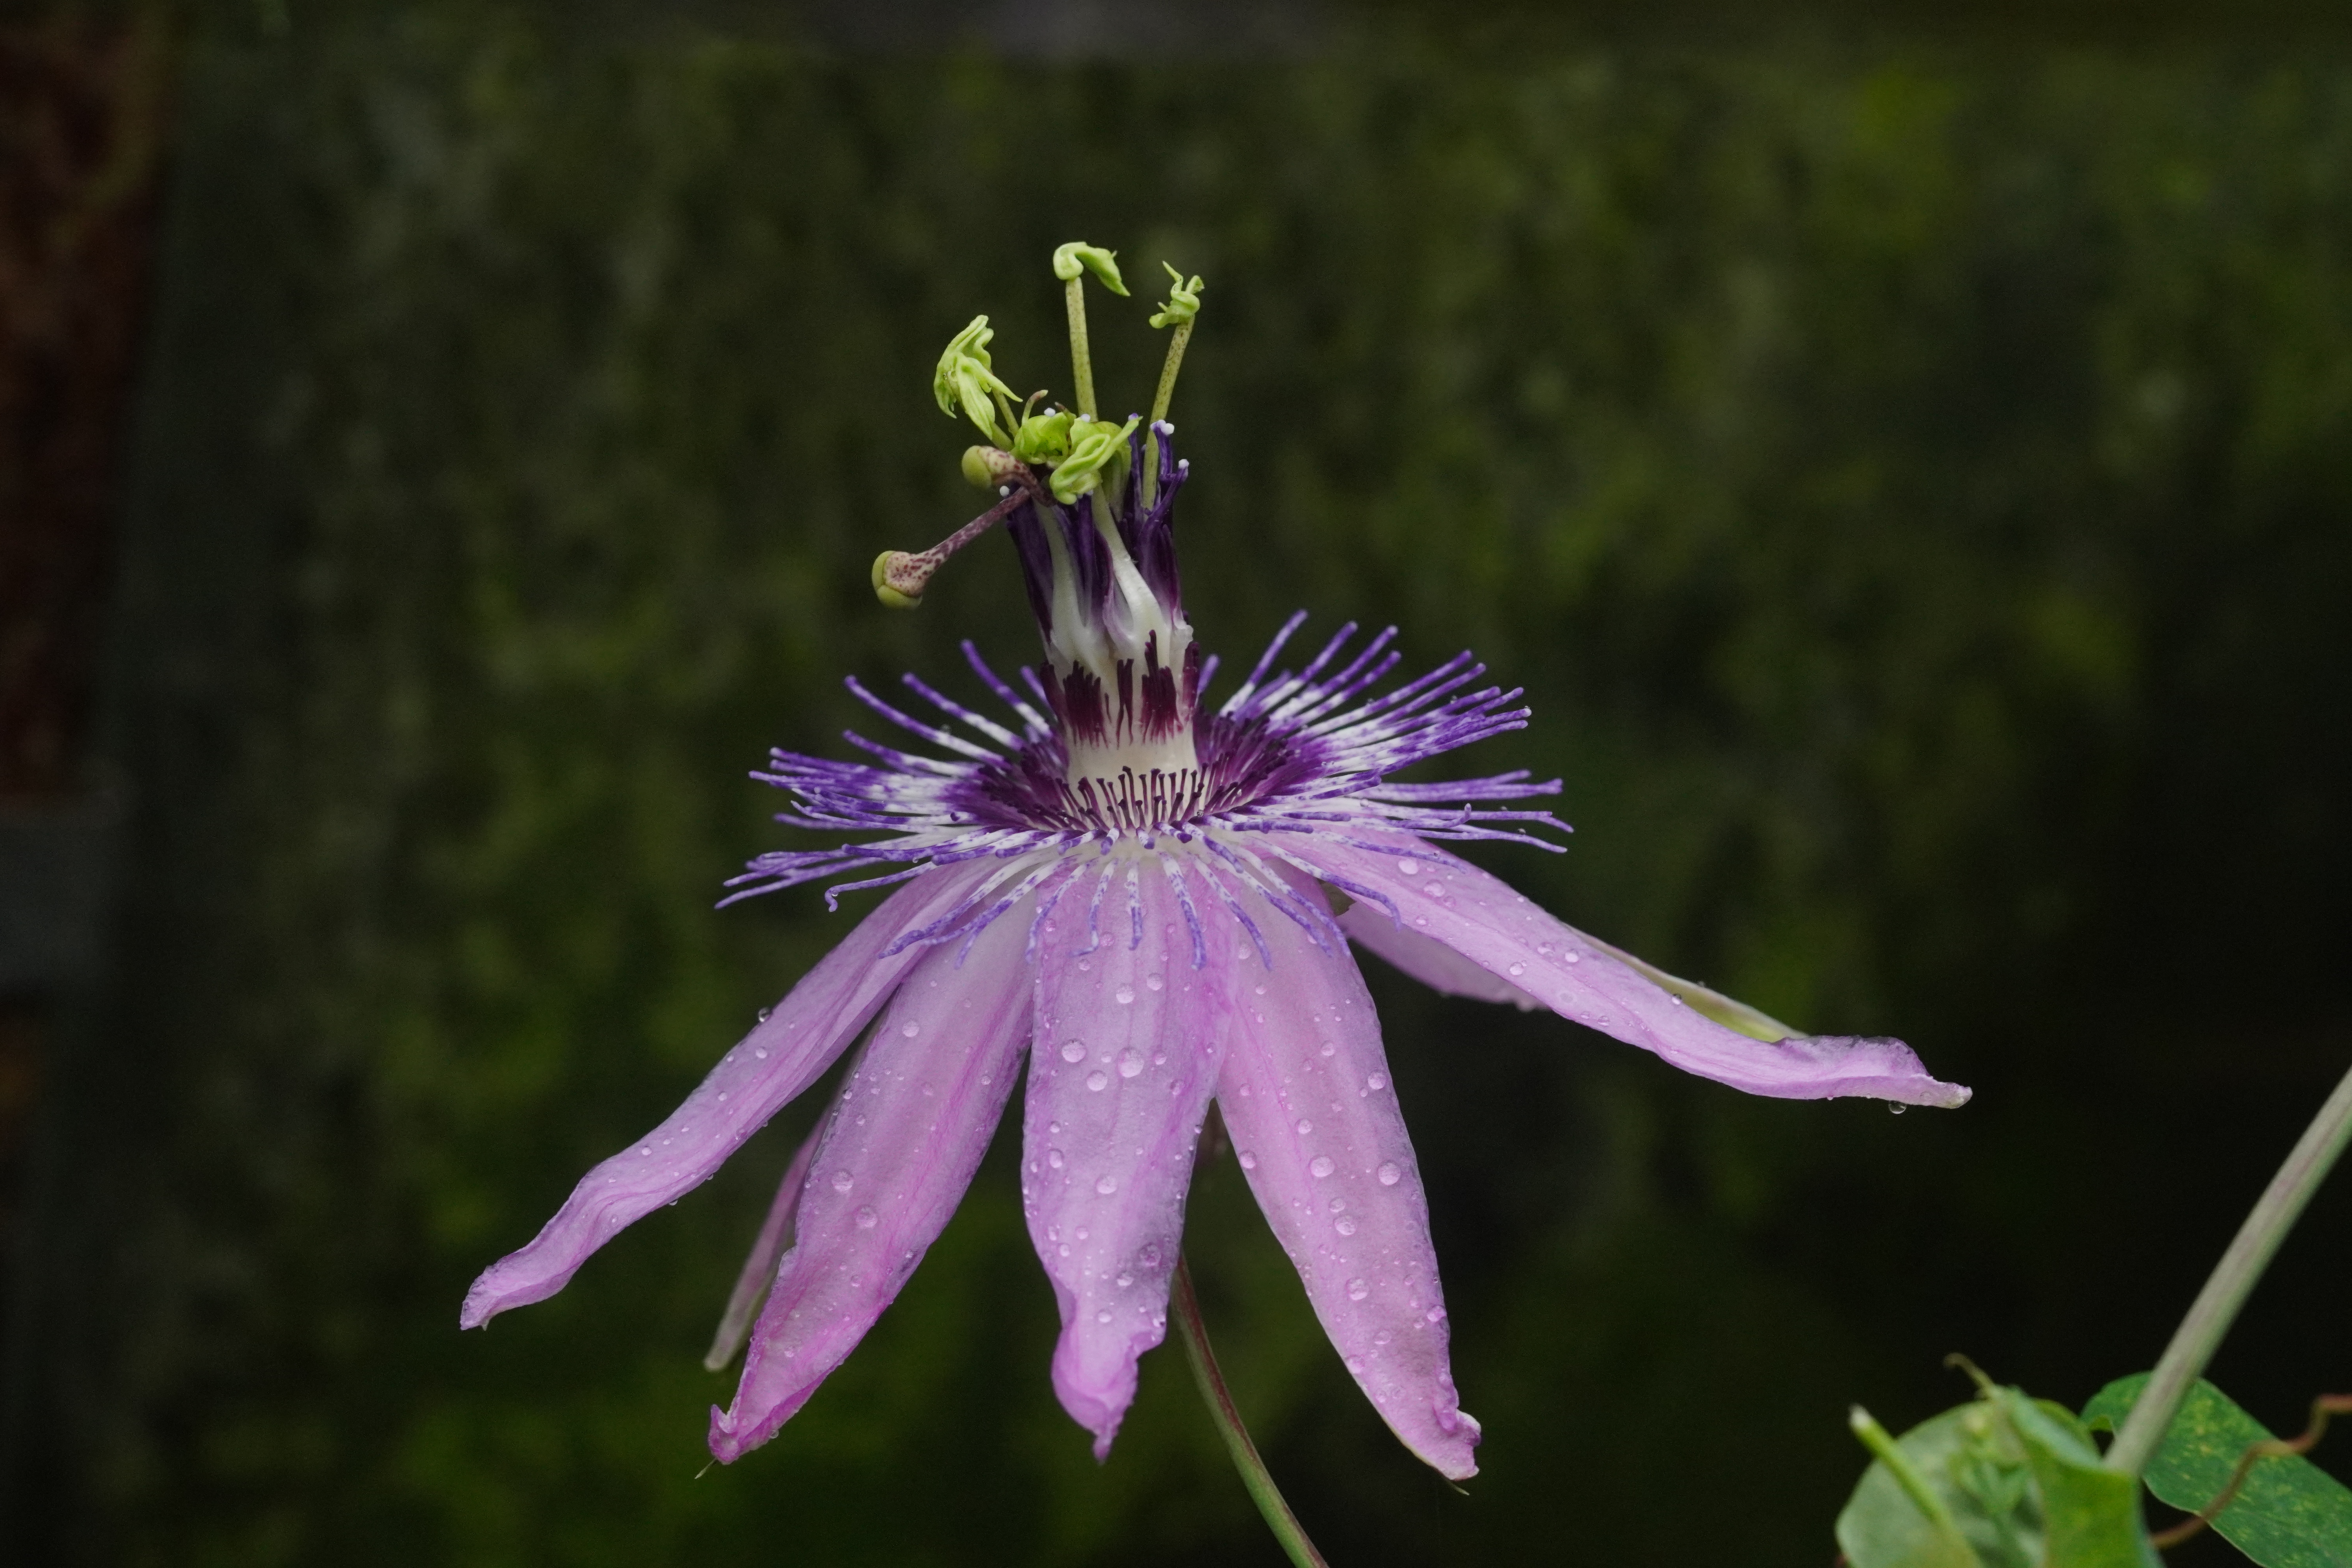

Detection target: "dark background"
[3, 1, 2350, 1563]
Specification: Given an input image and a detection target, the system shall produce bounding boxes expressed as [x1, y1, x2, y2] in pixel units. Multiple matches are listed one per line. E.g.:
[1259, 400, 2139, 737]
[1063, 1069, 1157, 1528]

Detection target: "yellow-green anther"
[1051, 242, 1128, 296]
[933, 316, 1017, 445]
[871, 551, 924, 609]
[1049, 415, 1139, 505]
[1149, 262, 1203, 329]
[964, 444, 1021, 486]
[1012, 408, 1074, 466]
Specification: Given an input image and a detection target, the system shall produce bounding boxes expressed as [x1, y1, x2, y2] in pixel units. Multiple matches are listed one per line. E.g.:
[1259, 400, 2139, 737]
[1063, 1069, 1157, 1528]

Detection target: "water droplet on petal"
[1347, 1278, 1369, 1301]
[1238, 1151, 1257, 1170]
[1116, 1272, 1134, 1288]
[1377, 1161, 1401, 1186]
[1367, 1072, 1388, 1091]
[854, 1206, 877, 1230]
[1564, 951, 1581, 964]
[1319, 1040, 1336, 1058]
[1096, 1174, 1118, 1195]
[1118, 1047, 1145, 1079]
[1889, 1103, 1907, 1115]
[1334, 1216, 1357, 1236]
[1047, 1148, 1065, 1169]
[1296, 1118, 1313, 1134]
[757, 1007, 773, 1022]
[1535, 943, 1552, 956]
[1397, 858, 1419, 876]
[1669, 995, 1684, 1006]
[1086, 1069, 1109, 1091]
[1140, 1244, 1162, 1267]
[1077, 958, 1091, 971]
[901, 1021, 921, 1036]
[1310, 1156, 1336, 1178]
[754, 1047, 769, 1059]
[1426, 1306, 1446, 1323]
[1115, 984, 1134, 1005]
[1345, 1355, 1366, 1374]
[831, 1170, 855, 1194]
[1146, 973, 1163, 991]
[1507, 962, 1525, 976]
[1061, 1040, 1086, 1063]
[1374, 1330, 1393, 1346]
[1328, 1197, 1345, 1213]
[1254, 983, 1267, 996]
[1096, 1309, 1113, 1324]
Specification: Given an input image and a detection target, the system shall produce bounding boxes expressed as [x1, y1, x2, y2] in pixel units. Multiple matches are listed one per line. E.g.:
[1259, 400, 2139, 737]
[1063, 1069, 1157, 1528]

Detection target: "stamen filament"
[871, 483, 1034, 607]
[1065, 275, 1097, 419]
[1144, 316, 1193, 509]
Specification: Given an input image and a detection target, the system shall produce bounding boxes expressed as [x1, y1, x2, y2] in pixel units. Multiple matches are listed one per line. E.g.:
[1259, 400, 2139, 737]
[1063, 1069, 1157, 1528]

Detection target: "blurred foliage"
[15, 2, 2352, 1564]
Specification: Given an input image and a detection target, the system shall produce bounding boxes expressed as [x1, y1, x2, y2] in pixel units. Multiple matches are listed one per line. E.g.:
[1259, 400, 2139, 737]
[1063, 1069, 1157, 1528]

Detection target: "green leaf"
[1839, 1382, 2160, 1568]
[2000, 1390, 2160, 1568]
[2083, 1374, 2352, 1567]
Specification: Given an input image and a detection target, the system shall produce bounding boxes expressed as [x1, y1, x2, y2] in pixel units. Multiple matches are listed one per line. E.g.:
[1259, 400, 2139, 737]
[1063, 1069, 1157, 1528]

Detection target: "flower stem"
[2104, 1056, 2352, 1477]
[1064, 276, 1096, 419]
[1171, 1253, 1332, 1568]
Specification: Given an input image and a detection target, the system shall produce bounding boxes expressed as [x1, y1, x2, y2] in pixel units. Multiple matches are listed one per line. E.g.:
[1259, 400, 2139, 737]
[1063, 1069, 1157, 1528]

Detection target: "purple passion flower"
[461, 259, 1969, 1483]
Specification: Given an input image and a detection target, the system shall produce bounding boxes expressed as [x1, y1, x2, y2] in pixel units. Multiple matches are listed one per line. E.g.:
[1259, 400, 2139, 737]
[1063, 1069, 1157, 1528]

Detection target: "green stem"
[1065, 276, 1096, 419]
[1171, 1254, 1332, 1568]
[2105, 1056, 2352, 1477]
[1142, 318, 1194, 510]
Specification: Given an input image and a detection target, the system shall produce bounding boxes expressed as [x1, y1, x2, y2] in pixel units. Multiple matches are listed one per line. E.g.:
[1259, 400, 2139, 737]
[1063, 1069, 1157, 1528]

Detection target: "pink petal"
[708, 906, 1033, 1462]
[1339, 902, 1539, 1010]
[1022, 864, 1229, 1459]
[461, 858, 1000, 1328]
[703, 1125, 818, 1372]
[1300, 831, 1971, 1107]
[1218, 871, 1481, 1480]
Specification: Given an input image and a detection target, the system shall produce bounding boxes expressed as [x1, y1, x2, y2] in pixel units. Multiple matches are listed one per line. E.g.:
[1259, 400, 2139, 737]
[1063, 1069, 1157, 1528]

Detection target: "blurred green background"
[8, 1, 2352, 1563]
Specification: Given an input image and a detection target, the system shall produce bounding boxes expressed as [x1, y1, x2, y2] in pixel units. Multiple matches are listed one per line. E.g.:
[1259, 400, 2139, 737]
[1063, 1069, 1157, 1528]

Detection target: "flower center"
[872, 241, 1215, 816]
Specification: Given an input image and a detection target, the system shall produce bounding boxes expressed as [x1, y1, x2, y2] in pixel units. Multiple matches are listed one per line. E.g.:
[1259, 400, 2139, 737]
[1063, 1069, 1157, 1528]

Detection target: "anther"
[872, 467, 1047, 609]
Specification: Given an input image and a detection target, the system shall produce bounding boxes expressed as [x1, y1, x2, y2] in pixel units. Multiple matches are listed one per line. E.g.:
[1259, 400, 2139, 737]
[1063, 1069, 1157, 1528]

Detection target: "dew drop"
[1096, 1174, 1118, 1195]
[1328, 1197, 1345, 1213]
[1116, 1272, 1134, 1288]
[831, 1170, 855, 1194]
[1347, 1278, 1370, 1301]
[1367, 1072, 1388, 1091]
[1058, 1243, 1071, 1257]
[757, 1007, 773, 1022]
[1074, 1227, 1089, 1240]
[1048, 1120, 1062, 1134]
[1115, 984, 1135, 1005]
[1146, 973, 1164, 991]
[1295, 1118, 1313, 1134]
[1413, 917, 1428, 928]
[1319, 1040, 1337, 1058]
[1397, 858, 1420, 876]
[1345, 1355, 1367, 1374]
[1077, 957, 1091, 971]
[1535, 943, 1552, 957]
[1254, 983, 1267, 996]
[1374, 1330, 1393, 1346]
[1118, 1047, 1145, 1079]
[1889, 1103, 1907, 1115]
[1310, 1156, 1336, 1178]
[1426, 1306, 1446, 1323]
[1140, 1244, 1162, 1267]
[1670, 995, 1684, 1007]
[1377, 1161, 1401, 1186]
[1061, 1040, 1087, 1063]
[1564, 951, 1581, 964]
[1047, 1148, 1065, 1169]
[1086, 1069, 1110, 1092]
[1507, 962, 1526, 977]
[1334, 1216, 1357, 1236]
[901, 1021, 921, 1036]
[754, 1047, 769, 1060]
[1096, 1309, 1113, 1325]
[854, 1206, 877, 1230]
[1238, 1151, 1258, 1170]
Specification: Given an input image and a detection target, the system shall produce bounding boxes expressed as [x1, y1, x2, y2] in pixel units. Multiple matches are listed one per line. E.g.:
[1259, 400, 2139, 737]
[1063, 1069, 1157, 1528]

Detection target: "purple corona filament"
[461, 420, 1969, 1483]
